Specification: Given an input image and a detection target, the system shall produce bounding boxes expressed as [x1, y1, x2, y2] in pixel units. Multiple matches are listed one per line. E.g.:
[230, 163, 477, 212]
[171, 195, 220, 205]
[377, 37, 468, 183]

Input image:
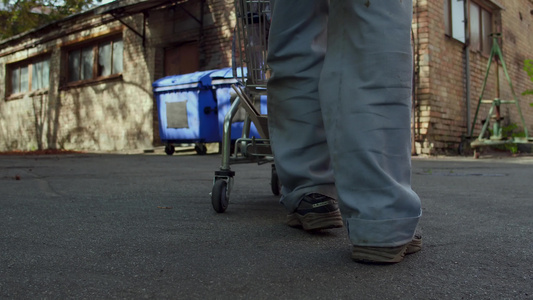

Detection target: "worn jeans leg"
[267, 0, 336, 213]
[319, 0, 422, 246]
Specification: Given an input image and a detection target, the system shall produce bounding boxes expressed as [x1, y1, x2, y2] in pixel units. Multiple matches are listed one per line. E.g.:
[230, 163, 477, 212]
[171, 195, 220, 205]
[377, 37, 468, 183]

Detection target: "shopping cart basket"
[211, 0, 280, 213]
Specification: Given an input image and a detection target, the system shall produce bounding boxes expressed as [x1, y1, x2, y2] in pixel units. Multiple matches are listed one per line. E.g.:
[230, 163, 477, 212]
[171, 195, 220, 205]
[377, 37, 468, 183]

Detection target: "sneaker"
[351, 232, 422, 264]
[286, 193, 344, 231]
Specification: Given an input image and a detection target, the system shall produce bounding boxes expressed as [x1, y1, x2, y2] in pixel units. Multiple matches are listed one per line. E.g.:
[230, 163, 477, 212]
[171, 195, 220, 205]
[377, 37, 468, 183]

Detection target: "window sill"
[469, 48, 495, 61]
[59, 73, 123, 90]
[444, 34, 466, 46]
[5, 89, 49, 101]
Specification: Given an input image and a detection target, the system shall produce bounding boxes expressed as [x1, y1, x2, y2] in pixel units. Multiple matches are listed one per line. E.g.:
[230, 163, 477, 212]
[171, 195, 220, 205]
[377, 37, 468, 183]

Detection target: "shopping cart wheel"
[165, 144, 175, 156]
[271, 164, 281, 196]
[212, 179, 229, 213]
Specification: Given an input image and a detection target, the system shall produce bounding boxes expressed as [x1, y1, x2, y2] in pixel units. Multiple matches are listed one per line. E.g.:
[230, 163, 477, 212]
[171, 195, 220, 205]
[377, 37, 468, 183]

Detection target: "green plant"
[502, 123, 524, 154]
[488, 123, 524, 154]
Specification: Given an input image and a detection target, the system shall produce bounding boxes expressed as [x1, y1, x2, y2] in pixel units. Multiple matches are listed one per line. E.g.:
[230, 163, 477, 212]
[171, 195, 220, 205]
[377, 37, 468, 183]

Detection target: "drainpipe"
[411, 0, 419, 156]
[199, 0, 205, 68]
[464, 0, 471, 137]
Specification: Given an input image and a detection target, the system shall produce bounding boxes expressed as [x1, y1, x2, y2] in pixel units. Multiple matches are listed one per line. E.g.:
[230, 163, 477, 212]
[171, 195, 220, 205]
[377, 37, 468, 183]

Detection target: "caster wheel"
[458, 139, 474, 156]
[271, 164, 281, 196]
[195, 143, 207, 155]
[165, 144, 175, 156]
[212, 180, 229, 213]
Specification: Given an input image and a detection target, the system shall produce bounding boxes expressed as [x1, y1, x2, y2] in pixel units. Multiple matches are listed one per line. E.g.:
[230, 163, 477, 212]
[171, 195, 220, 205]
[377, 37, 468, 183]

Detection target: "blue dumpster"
[153, 70, 219, 155]
[210, 67, 267, 141]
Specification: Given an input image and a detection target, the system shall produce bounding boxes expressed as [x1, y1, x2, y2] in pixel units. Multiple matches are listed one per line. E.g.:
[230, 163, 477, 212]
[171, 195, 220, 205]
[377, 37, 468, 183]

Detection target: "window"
[66, 36, 123, 84]
[481, 7, 492, 54]
[469, 2, 492, 54]
[444, 0, 466, 42]
[443, 0, 494, 54]
[32, 59, 50, 91]
[8, 56, 50, 96]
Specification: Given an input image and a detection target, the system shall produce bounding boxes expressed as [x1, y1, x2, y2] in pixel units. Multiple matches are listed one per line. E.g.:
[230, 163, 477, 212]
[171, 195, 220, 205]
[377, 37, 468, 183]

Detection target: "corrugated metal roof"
[94, 0, 177, 16]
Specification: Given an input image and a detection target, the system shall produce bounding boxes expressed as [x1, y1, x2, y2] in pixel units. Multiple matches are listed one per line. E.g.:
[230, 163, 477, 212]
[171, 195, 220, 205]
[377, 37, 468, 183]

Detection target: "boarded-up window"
[470, 1, 493, 54]
[481, 7, 492, 54]
[470, 3, 481, 50]
[443, 0, 451, 36]
[164, 43, 199, 76]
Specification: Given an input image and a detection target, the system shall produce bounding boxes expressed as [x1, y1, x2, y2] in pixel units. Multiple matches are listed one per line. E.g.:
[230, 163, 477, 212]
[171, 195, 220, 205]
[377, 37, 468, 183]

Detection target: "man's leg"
[319, 0, 422, 260]
[267, 0, 341, 230]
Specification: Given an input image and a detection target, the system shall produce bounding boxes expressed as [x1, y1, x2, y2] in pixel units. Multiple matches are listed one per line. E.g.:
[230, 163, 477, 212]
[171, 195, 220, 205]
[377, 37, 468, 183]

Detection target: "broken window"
[66, 35, 123, 84]
[98, 38, 123, 77]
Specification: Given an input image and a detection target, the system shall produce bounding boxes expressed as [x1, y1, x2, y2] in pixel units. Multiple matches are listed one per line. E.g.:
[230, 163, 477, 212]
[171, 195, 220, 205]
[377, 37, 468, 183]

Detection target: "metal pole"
[464, 0, 471, 136]
[220, 96, 241, 170]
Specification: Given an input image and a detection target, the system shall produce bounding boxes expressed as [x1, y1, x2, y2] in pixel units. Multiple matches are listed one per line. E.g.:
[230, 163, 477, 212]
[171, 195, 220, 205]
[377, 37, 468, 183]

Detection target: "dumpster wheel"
[195, 143, 207, 155]
[165, 144, 175, 156]
[212, 179, 229, 213]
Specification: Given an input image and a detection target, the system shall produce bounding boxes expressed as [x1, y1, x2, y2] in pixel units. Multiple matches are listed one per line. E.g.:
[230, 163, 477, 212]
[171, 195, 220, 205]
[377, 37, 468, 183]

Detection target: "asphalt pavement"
[1, 148, 532, 299]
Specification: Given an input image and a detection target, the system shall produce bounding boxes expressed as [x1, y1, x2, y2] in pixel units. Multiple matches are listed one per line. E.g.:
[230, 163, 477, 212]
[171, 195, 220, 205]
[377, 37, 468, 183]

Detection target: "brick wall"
[413, 0, 533, 155]
[145, 0, 235, 145]
[147, 0, 234, 75]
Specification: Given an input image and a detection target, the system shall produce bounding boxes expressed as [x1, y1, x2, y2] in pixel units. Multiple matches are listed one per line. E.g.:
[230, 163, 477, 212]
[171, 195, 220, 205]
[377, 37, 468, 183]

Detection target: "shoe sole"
[352, 237, 422, 264]
[287, 210, 343, 231]
[406, 236, 422, 255]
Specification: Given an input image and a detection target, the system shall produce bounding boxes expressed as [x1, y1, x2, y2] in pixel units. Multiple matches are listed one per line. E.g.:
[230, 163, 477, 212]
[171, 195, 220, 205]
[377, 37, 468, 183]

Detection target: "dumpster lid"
[210, 67, 234, 79]
[152, 70, 215, 90]
[210, 67, 247, 80]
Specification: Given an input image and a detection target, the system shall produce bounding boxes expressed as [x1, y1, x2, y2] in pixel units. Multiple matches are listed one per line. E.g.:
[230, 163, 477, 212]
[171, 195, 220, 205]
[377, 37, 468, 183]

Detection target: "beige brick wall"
[0, 16, 155, 152]
[0, 0, 235, 152]
[413, 0, 533, 155]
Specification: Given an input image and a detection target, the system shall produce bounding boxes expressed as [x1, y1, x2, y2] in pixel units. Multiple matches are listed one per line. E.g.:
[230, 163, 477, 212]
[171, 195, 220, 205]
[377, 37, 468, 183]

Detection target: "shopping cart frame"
[211, 0, 280, 213]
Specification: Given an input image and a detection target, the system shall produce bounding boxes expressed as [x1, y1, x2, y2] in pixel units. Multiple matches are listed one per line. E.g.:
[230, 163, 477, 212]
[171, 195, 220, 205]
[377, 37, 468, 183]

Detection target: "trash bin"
[209, 67, 267, 141]
[152, 70, 219, 155]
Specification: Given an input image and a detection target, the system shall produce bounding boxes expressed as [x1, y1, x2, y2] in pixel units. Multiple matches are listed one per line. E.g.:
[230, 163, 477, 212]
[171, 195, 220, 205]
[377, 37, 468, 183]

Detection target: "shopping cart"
[211, 0, 280, 213]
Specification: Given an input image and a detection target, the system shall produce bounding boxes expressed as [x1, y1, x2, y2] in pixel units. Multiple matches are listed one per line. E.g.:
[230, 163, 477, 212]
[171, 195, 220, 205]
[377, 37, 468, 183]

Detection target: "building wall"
[0, 13, 154, 152]
[413, 0, 533, 155]
[0, 0, 235, 152]
[3, 0, 531, 154]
